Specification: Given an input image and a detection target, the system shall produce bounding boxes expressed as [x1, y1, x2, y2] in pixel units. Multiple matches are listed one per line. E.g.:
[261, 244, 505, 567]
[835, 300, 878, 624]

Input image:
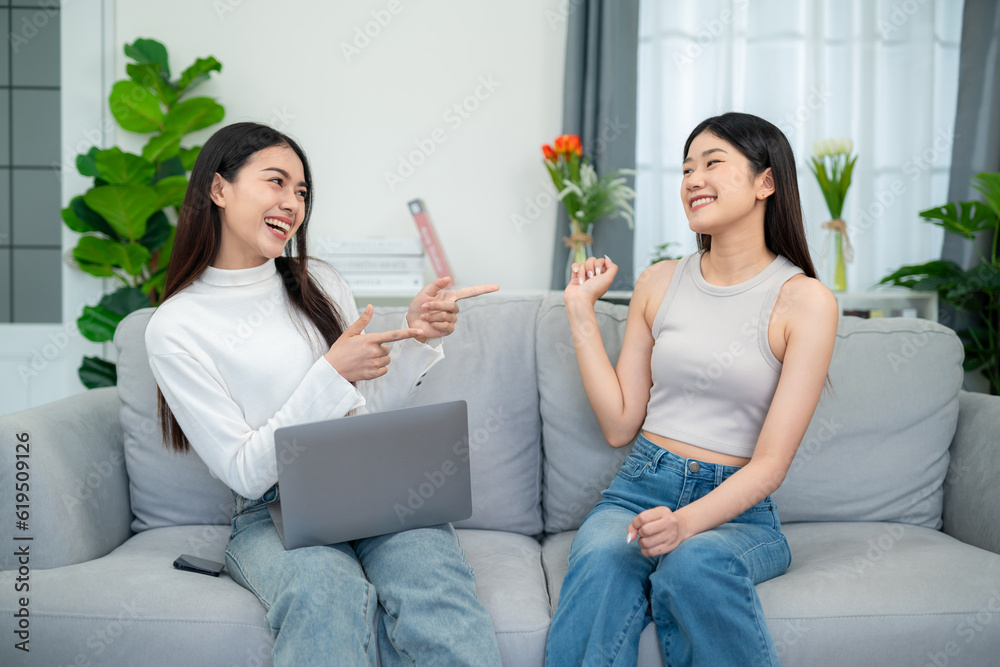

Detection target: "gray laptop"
[268, 400, 472, 549]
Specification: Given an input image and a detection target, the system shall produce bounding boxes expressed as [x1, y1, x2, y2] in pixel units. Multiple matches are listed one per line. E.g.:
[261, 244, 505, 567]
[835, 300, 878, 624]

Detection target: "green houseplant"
[62, 38, 224, 388]
[879, 172, 1000, 395]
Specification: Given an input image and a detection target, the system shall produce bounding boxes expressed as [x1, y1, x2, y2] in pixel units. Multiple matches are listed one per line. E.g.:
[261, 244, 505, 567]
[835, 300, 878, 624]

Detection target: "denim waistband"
[632, 433, 744, 485]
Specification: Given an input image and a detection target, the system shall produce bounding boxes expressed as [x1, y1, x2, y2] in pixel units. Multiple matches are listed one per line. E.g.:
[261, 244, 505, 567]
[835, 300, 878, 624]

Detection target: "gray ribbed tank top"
[641, 252, 804, 458]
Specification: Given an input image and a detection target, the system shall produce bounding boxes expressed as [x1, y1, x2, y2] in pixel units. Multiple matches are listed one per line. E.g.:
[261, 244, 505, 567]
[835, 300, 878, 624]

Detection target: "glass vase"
[832, 230, 847, 292]
[564, 220, 594, 284]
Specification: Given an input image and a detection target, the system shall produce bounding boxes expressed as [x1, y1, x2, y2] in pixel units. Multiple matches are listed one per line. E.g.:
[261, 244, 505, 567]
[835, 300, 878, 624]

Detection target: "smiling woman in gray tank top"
[546, 112, 839, 667]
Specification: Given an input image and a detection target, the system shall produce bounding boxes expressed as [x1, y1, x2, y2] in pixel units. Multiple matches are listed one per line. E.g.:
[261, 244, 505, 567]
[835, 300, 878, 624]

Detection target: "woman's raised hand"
[565, 255, 618, 306]
[323, 305, 423, 382]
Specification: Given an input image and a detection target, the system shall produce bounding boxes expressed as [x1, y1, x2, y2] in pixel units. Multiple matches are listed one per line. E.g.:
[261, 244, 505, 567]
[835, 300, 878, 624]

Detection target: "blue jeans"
[546, 435, 791, 667]
[224, 485, 502, 667]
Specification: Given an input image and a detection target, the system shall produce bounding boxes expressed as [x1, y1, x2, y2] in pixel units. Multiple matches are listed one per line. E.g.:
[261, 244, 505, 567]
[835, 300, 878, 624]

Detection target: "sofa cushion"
[456, 529, 552, 666]
[541, 522, 1000, 667]
[536, 293, 631, 533]
[773, 316, 963, 528]
[367, 297, 544, 535]
[0, 525, 271, 667]
[0, 523, 551, 667]
[114, 309, 235, 532]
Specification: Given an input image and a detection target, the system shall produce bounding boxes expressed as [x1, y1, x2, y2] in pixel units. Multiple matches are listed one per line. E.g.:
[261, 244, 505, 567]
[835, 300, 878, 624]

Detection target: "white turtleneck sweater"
[145, 258, 444, 500]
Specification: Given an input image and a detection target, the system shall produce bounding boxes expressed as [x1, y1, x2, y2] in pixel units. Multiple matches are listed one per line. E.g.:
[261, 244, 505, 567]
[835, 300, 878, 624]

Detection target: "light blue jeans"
[546, 435, 791, 667]
[224, 485, 502, 667]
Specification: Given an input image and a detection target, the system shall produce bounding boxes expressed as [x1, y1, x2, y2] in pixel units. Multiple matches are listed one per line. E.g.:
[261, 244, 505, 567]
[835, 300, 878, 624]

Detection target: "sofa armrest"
[942, 390, 1000, 555]
[0, 387, 132, 570]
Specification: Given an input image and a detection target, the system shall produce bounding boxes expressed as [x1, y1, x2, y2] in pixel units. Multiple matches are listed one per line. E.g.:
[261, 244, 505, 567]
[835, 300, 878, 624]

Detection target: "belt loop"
[649, 445, 665, 470]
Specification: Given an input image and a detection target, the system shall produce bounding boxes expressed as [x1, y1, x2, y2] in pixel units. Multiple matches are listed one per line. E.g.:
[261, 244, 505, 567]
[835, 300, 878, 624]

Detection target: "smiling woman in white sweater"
[146, 122, 501, 667]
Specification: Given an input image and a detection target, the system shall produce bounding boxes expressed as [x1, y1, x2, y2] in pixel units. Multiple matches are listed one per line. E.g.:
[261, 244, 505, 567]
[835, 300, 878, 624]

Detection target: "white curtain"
[634, 0, 963, 291]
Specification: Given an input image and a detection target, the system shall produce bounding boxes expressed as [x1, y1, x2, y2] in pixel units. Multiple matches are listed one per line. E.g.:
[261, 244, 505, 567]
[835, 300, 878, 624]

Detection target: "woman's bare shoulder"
[633, 258, 682, 326]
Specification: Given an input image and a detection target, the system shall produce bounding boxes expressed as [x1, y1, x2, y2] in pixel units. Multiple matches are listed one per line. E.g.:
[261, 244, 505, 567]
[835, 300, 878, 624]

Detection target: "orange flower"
[553, 135, 569, 155]
[567, 135, 582, 156]
[542, 144, 557, 161]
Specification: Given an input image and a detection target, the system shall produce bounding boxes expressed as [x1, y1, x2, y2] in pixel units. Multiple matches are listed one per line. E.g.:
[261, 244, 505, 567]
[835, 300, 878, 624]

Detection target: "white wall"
[114, 0, 569, 291]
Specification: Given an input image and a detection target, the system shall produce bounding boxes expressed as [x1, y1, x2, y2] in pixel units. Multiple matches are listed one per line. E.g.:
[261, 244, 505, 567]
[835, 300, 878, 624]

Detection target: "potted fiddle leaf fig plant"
[879, 172, 1000, 395]
[62, 38, 225, 388]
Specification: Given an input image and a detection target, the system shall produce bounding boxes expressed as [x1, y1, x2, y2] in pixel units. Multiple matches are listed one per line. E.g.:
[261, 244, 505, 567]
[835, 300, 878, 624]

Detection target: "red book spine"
[408, 199, 454, 285]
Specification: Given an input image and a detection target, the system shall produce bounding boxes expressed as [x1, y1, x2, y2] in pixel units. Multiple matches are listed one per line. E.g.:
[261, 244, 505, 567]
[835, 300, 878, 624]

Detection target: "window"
[1, 0, 61, 322]
[634, 0, 963, 290]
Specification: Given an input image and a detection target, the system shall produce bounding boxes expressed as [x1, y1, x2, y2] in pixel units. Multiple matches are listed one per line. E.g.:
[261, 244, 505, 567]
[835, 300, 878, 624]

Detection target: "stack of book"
[315, 236, 425, 295]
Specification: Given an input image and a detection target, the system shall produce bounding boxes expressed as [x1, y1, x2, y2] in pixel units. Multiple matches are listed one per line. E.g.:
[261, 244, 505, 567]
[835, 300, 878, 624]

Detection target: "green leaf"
[118, 242, 152, 276]
[62, 205, 93, 234]
[154, 175, 189, 209]
[77, 305, 123, 342]
[79, 356, 117, 389]
[73, 236, 150, 277]
[142, 269, 167, 298]
[84, 185, 163, 241]
[140, 211, 173, 251]
[76, 147, 100, 177]
[179, 145, 201, 171]
[155, 156, 186, 181]
[176, 56, 222, 96]
[100, 286, 152, 315]
[920, 201, 995, 238]
[73, 236, 120, 277]
[126, 62, 178, 107]
[68, 196, 118, 239]
[94, 147, 156, 185]
[972, 172, 1000, 222]
[839, 155, 858, 201]
[109, 80, 166, 134]
[124, 38, 170, 79]
[142, 134, 182, 163]
[163, 97, 225, 137]
[878, 260, 964, 288]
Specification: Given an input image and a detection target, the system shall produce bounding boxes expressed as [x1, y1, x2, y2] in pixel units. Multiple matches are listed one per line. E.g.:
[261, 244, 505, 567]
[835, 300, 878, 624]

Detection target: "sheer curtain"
[634, 0, 963, 290]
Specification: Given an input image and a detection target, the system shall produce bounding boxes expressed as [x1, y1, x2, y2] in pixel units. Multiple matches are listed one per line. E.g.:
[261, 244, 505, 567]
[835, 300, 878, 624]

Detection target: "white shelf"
[834, 289, 938, 320]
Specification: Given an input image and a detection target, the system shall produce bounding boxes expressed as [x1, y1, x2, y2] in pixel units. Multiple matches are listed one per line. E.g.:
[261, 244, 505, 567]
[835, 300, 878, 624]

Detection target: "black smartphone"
[173, 554, 225, 577]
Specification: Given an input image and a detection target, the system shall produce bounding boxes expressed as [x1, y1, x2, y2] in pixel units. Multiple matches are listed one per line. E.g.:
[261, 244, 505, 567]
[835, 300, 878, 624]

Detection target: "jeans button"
[688, 460, 700, 473]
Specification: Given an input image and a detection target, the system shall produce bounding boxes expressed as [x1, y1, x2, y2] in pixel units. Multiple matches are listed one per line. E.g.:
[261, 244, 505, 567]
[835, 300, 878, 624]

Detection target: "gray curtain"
[943, 0, 999, 271]
[549, 1, 640, 290]
[941, 0, 1000, 392]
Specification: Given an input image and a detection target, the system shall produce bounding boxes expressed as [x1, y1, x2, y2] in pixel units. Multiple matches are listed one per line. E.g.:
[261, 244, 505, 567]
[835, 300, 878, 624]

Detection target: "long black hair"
[684, 112, 817, 278]
[158, 122, 347, 452]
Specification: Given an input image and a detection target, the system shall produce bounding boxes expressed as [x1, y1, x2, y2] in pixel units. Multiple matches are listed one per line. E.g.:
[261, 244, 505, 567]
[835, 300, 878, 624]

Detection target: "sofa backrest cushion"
[367, 297, 544, 535]
[115, 309, 235, 532]
[537, 294, 631, 533]
[772, 316, 963, 528]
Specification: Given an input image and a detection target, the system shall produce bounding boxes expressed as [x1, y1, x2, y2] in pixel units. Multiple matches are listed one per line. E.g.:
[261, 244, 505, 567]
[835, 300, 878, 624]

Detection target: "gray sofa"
[2, 293, 1000, 666]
